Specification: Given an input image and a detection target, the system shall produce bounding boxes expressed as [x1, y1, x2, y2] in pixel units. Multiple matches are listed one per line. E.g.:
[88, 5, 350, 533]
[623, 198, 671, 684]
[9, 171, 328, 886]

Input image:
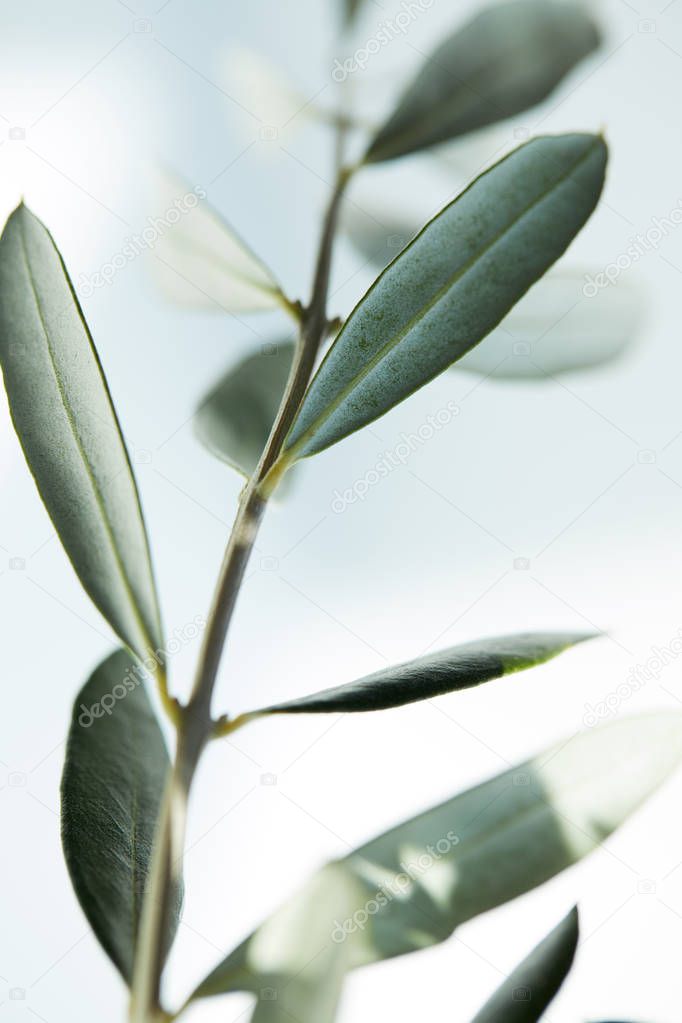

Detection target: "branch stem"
[130, 158, 352, 1022]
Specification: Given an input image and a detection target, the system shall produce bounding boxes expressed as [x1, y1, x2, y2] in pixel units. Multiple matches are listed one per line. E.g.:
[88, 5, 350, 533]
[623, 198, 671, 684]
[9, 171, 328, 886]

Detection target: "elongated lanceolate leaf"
[61, 649, 182, 983]
[151, 171, 294, 315]
[277, 134, 607, 468]
[470, 907, 579, 1023]
[195, 342, 294, 476]
[0, 204, 162, 663]
[365, 0, 600, 163]
[250, 632, 592, 716]
[192, 712, 682, 1023]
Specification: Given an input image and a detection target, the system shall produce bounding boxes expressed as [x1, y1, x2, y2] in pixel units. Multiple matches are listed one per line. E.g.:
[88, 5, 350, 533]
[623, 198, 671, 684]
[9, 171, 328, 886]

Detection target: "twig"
[129, 141, 353, 1022]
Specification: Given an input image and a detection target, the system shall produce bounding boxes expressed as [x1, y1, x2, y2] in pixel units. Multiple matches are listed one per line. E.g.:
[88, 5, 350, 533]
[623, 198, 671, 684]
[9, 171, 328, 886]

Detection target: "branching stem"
[130, 150, 353, 1022]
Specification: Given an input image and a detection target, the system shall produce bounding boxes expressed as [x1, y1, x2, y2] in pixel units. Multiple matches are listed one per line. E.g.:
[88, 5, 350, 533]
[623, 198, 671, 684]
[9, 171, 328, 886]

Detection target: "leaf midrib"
[130, 776, 141, 977]
[285, 139, 600, 460]
[16, 215, 153, 659]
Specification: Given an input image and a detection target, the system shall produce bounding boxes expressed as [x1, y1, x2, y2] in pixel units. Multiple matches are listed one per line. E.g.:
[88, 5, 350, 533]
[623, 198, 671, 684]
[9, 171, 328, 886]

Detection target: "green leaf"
[470, 907, 578, 1023]
[151, 170, 296, 316]
[191, 712, 682, 1021]
[195, 341, 294, 476]
[365, 0, 600, 163]
[0, 204, 163, 664]
[275, 134, 607, 470]
[61, 649, 182, 984]
[247, 631, 592, 717]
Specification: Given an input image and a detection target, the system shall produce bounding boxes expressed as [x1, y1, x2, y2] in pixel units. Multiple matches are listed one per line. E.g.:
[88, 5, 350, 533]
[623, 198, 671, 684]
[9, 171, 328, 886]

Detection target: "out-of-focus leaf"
[456, 271, 643, 379]
[0, 204, 163, 664]
[273, 134, 606, 472]
[246, 631, 592, 717]
[61, 649, 182, 984]
[223, 48, 307, 131]
[343, 201, 418, 271]
[470, 907, 579, 1023]
[344, 199, 642, 377]
[195, 342, 294, 476]
[151, 171, 295, 315]
[344, 206, 642, 379]
[191, 713, 682, 1021]
[344, 0, 364, 24]
[365, 0, 600, 162]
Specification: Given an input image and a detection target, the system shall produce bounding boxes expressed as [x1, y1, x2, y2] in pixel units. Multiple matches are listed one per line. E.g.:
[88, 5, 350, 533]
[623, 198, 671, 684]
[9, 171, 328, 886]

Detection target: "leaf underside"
[0, 203, 162, 663]
[191, 712, 682, 1023]
[61, 649, 182, 983]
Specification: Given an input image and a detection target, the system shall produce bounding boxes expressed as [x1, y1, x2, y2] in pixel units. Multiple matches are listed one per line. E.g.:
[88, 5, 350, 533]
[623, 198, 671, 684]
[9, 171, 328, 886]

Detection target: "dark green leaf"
[470, 907, 578, 1023]
[191, 712, 682, 1022]
[252, 631, 592, 716]
[275, 134, 607, 470]
[61, 649, 182, 983]
[365, 0, 600, 163]
[195, 341, 294, 476]
[0, 204, 163, 664]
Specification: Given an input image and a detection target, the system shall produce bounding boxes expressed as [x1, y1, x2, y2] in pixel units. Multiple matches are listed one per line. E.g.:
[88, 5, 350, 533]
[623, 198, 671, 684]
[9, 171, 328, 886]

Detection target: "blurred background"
[1, 0, 682, 1019]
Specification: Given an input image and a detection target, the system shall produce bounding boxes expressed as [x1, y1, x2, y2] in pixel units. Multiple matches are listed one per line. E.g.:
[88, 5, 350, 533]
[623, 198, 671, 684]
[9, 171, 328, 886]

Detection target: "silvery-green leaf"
[249, 631, 592, 716]
[471, 907, 578, 1023]
[456, 272, 643, 379]
[195, 341, 294, 476]
[61, 649, 182, 984]
[151, 171, 294, 315]
[191, 712, 682, 1023]
[276, 134, 607, 469]
[365, 0, 600, 163]
[0, 204, 162, 664]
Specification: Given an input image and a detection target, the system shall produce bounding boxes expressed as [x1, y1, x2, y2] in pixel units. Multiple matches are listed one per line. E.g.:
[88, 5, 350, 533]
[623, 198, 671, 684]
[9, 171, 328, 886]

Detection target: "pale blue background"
[1, 0, 682, 1020]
